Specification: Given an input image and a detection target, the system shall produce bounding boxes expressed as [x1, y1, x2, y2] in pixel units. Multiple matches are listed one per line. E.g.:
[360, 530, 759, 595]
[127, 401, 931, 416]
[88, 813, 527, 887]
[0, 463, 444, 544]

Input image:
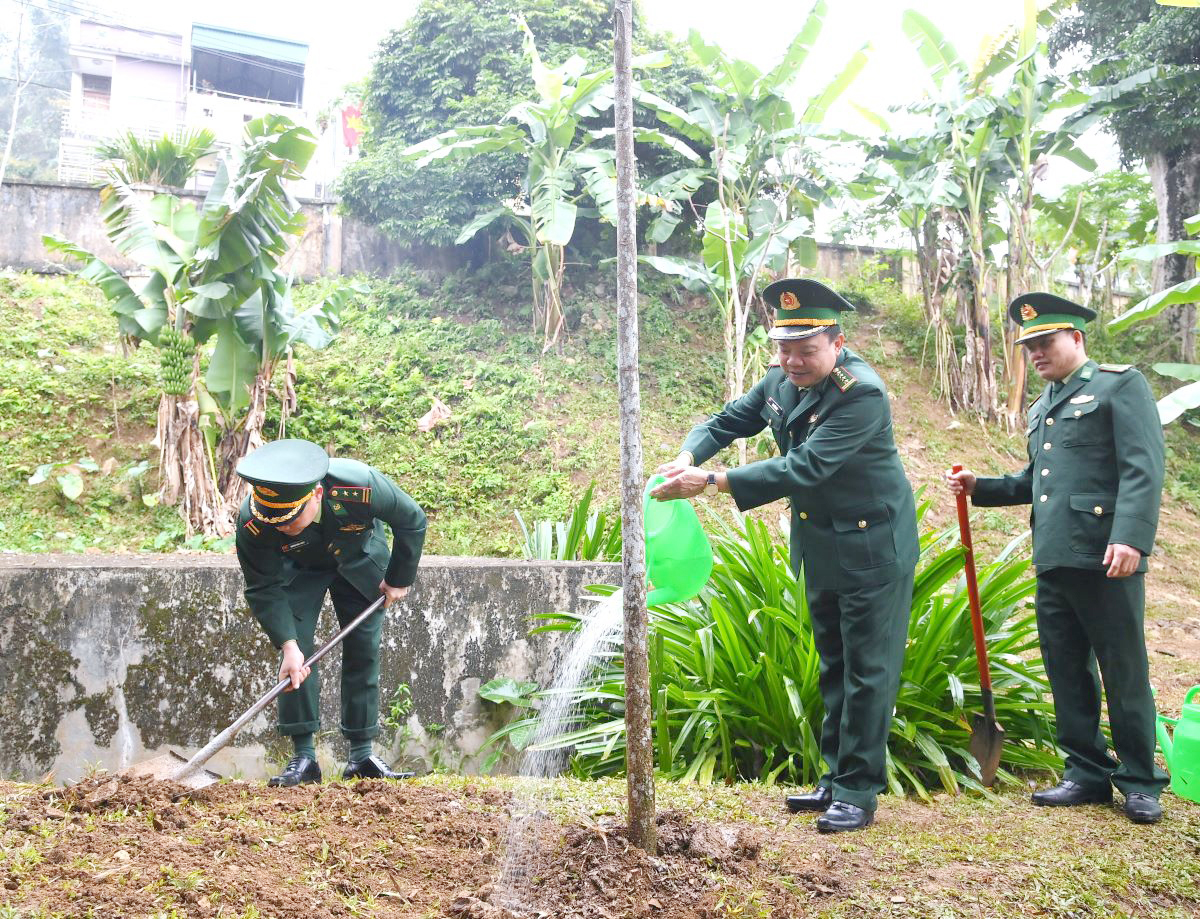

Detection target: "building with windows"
[58, 18, 337, 196]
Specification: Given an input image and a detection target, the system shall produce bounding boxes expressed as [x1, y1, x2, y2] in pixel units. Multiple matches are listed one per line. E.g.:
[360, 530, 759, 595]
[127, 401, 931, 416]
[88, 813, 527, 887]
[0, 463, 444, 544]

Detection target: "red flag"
[341, 104, 363, 149]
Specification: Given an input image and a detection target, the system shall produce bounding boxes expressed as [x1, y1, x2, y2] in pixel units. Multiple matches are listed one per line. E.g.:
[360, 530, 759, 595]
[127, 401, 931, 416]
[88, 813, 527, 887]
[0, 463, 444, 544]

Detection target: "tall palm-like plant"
[635, 1, 868, 433]
[45, 116, 352, 537]
[401, 17, 698, 352]
[95, 129, 218, 188]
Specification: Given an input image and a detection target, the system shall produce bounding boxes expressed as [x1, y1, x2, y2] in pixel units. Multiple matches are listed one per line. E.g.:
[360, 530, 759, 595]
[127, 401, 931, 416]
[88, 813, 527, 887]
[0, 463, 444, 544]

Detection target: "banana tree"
[1111, 212, 1200, 423]
[902, 10, 1012, 421]
[401, 17, 697, 352]
[635, 0, 868, 417]
[858, 121, 964, 406]
[45, 116, 351, 537]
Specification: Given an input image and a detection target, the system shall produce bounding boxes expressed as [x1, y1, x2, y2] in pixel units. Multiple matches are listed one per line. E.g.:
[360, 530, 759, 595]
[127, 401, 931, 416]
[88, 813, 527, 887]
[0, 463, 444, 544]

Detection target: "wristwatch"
[703, 472, 718, 496]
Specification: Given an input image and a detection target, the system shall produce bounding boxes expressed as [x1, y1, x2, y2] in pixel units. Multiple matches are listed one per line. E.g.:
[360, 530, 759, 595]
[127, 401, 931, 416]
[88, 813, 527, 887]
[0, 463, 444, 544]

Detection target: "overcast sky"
[75, 0, 1114, 219]
[93, 0, 1040, 116]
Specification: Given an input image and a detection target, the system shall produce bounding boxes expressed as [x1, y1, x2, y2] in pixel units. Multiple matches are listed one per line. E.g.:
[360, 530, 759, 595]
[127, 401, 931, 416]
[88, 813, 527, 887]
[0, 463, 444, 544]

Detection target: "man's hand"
[649, 466, 708, 500]
[945, 467, 977, 497]
[1103, 543, 1141, 578]
[379, 581, 410, 606]
[654, 452, 693, 481]
[279, 640, 310, 692]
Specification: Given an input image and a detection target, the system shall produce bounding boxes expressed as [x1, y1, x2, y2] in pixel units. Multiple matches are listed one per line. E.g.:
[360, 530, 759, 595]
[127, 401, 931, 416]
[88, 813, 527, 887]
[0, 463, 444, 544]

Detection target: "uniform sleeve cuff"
[1109, 516, 1157, 556]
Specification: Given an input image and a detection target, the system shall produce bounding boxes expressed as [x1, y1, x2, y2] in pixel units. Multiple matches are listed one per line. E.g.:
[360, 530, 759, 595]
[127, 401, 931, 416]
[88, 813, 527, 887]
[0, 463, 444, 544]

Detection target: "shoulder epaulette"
[328, 484, 371, 503]
[1098, 363, 1132, 373]
[830, 366, 858, 392]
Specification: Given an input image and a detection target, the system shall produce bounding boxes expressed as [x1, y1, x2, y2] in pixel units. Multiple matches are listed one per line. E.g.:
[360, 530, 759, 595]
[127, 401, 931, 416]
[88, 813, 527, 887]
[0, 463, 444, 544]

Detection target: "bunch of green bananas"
[159, 327, 195, 396]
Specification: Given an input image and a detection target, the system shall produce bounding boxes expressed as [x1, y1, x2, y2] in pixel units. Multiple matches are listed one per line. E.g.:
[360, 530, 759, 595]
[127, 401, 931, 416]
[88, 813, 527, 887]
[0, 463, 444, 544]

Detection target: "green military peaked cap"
[236, 439, 329, 526]
[1010, 292, 1097, 344]
[763, 278, 856, 340]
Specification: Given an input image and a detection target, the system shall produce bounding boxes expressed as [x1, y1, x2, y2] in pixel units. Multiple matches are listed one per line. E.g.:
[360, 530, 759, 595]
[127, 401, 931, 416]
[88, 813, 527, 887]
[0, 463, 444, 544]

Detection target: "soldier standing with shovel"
[947, 293, 1168, 824]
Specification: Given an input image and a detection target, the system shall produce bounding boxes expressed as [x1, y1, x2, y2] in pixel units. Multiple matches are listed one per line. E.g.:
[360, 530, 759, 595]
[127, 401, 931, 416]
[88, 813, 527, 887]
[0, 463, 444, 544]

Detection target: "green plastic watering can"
[643, 475, 713, 606]
[1157, 685, 1200, 804]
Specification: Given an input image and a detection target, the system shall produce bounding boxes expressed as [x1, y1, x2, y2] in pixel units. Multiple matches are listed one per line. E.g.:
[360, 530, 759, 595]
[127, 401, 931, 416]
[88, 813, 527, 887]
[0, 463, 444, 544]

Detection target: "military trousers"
[276, 567, 384, 742]
[807, 572, 914, 813]
[1035, 567, 1168, 797]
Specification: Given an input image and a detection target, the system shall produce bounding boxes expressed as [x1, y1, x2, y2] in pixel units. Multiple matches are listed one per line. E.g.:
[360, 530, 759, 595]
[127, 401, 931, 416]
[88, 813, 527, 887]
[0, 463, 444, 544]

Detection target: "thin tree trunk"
[0, 3, 33, 190]
[216, 372, 270, 524]
[1148, 146, 1200, 362]
[613, 0, 655, 856]
[156, 394, 228, 538]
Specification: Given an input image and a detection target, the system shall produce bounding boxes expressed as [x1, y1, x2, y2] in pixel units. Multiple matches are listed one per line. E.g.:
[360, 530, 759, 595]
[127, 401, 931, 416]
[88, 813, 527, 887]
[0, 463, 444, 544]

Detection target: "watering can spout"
[1156, 715, 1174, 770]
[642, 475, 713, 607]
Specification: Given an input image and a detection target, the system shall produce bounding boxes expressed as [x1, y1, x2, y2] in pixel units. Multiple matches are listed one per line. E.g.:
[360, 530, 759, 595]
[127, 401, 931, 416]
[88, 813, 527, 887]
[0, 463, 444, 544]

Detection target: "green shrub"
[485, 502, 1061, 798]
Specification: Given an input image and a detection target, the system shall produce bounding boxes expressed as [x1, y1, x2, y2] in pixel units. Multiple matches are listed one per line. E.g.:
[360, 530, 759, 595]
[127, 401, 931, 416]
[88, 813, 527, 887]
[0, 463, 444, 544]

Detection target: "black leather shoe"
[1031, 780, 1113, 807]
[815, 801, 873, 833]
[267, 755, 321, 788]
[342, 754, 414, 781]
[1123, 793, 1162, 824]
[786, 787, 833, 813]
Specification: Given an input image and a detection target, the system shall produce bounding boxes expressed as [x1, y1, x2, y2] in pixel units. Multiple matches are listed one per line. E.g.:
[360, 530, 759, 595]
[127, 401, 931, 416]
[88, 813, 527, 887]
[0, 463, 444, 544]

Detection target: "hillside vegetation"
[4, 264, 1200, 601]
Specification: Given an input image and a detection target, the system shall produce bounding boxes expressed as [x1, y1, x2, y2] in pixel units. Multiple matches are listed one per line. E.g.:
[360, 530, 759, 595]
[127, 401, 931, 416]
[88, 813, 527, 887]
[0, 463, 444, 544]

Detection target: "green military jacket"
[235, 458, 427, 647]
[682, 348, 919, 590]
[972, 360, 1164, 573]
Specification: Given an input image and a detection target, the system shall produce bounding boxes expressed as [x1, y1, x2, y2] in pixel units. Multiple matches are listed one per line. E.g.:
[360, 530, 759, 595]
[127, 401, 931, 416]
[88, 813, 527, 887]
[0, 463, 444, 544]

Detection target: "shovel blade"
[124, 750, 222, 790]
[969, 713, 1005, 787]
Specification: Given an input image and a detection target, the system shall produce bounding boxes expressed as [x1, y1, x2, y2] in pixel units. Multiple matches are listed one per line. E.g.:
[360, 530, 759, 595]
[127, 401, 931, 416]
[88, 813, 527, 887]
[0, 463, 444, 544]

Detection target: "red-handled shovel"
[952, 463, 1005, 786]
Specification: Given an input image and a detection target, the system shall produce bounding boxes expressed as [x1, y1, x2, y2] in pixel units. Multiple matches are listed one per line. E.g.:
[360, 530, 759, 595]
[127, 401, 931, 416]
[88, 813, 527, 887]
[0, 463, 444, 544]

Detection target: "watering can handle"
[1185, 686, 1200, 707]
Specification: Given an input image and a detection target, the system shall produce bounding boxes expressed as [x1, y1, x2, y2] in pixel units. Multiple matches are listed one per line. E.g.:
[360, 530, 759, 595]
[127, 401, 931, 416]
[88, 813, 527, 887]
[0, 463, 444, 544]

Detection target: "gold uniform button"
[1093, 506, 1104, 515]
[1040, 495, 1048, 503]
[1043, 443, 1052, 450]
[1074, 409, 1083, 417]
[799, 512, 808, 520]
[1041, 469, 1050, 476]
[1045, 418, 1054, 426]
[858, 520, 867, 529]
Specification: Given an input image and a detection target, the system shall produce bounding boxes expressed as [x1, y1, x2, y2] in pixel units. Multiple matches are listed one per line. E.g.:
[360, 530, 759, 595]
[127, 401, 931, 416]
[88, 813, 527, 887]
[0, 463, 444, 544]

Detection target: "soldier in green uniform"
[947, 292, 1168, 824]
[235, 439, 427, 787]
[652, 278, 919, 832]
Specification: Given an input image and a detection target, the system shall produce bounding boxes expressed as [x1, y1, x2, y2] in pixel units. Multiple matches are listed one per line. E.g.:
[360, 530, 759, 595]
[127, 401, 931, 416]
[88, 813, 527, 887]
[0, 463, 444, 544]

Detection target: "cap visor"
[1015, 327, 1068, 345]
[768, 325, 829, 341]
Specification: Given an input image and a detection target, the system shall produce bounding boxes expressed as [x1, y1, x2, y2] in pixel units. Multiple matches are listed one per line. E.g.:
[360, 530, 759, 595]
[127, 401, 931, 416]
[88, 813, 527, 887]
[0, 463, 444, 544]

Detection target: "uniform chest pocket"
[832, 503, 896, 571]
[1062, 400, 1105, 447]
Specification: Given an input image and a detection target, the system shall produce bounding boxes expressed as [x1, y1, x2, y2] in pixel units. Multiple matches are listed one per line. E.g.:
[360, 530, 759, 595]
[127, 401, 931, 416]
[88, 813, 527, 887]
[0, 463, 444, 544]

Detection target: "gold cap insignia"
[780, 291, 799, 309]
[255, 486, 279, 498]
[1020, 304, 1038, 321]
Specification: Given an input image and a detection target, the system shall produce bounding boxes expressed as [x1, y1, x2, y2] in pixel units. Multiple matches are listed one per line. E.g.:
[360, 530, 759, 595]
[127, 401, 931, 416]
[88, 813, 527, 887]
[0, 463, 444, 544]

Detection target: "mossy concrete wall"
[0, 555, 619, 783]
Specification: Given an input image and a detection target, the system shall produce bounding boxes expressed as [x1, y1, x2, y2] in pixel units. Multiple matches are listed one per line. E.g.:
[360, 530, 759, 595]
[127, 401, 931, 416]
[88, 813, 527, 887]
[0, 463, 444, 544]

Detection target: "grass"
[0, 266, 722, 556]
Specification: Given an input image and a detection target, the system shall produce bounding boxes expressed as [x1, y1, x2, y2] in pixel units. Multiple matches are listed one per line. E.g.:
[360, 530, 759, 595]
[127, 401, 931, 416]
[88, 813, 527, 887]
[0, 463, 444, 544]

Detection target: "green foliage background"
[337, 0, 706, 247]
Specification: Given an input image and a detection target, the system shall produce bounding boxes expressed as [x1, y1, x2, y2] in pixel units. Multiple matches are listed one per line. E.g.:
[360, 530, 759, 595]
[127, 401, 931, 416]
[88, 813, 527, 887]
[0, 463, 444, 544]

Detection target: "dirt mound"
[3, 777, 777, 918]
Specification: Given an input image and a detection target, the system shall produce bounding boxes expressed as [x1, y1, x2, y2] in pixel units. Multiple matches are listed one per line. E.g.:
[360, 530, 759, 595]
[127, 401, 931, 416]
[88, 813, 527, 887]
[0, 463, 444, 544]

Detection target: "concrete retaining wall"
[0, 178, 416, 281]
[0, 554, 619, 784]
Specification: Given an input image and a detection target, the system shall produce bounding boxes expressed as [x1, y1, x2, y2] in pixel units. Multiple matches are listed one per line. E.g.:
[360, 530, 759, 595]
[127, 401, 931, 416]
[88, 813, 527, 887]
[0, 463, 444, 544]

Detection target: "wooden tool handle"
[952, 464, 993, 694]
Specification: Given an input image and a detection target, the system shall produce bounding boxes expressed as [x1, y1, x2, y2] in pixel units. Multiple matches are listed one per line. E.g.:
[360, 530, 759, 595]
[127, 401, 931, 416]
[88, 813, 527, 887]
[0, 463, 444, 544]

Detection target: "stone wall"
[0, 178, 415, 281]
[0, 554, 619, 784]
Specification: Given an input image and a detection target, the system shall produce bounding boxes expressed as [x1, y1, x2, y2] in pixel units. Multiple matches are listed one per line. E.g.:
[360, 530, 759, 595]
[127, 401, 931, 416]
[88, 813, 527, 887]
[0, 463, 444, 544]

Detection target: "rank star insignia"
[780, 291, 799, 309]
[1020, 304, 1038, 321]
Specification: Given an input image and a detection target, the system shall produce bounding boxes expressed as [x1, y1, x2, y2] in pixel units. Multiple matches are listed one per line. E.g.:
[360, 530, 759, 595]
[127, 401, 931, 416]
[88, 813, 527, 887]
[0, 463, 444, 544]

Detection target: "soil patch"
[5, 774, 1198, 918]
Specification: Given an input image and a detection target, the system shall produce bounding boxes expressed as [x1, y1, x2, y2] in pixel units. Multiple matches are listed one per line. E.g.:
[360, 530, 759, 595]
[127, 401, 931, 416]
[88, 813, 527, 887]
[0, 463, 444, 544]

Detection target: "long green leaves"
[487, 511, 1060, 797]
